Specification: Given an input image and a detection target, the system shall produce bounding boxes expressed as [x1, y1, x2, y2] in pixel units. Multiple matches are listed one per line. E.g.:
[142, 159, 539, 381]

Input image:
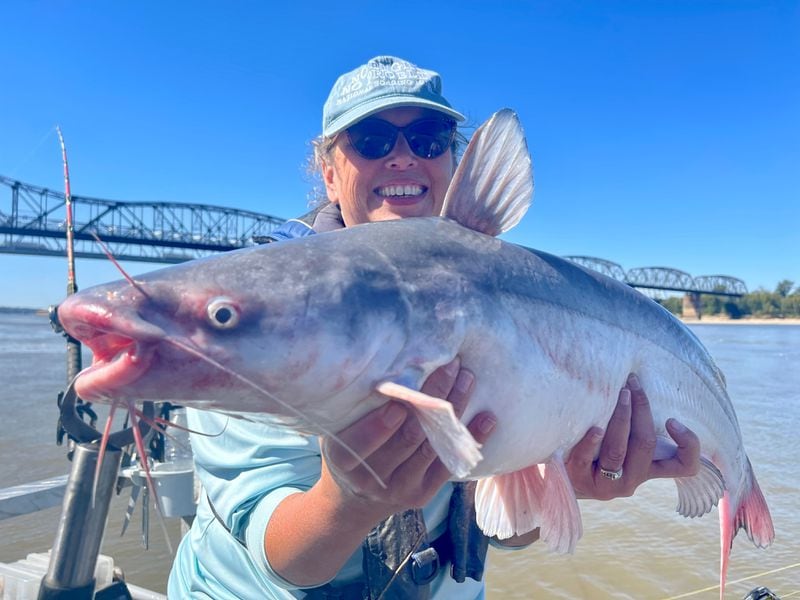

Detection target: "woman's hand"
[321, 356, 497, 518]
[566, 373, 701, 501]
[267, 357, 495, 586]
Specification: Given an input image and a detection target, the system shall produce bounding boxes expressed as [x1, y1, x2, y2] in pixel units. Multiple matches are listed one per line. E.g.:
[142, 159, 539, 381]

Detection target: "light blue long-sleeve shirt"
[167, 207, 487, 599]
[168, 411, 486, 599]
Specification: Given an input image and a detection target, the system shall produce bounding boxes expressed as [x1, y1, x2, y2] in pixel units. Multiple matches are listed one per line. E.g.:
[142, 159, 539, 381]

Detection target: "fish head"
[55, 239, 410, 421]
[55, 258, 265, 406]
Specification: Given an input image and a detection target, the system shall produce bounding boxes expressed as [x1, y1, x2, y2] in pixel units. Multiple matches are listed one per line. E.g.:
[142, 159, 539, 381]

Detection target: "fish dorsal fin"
[441, 108, 534, 237]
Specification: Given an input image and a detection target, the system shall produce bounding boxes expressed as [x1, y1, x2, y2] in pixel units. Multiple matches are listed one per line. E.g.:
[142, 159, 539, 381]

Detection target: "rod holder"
[37, 443, 122, 599]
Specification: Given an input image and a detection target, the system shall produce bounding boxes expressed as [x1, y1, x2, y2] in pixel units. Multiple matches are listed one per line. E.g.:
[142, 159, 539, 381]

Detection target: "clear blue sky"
[1, 1, 798, 309]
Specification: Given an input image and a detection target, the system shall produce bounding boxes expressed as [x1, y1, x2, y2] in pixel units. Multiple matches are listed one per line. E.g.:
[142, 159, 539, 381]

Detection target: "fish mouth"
[76, 338, 156, 402]
[56, 298, 165, 402]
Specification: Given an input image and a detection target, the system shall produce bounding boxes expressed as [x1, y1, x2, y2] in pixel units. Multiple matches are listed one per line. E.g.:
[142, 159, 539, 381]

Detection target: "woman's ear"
[321, 159, 339, 204]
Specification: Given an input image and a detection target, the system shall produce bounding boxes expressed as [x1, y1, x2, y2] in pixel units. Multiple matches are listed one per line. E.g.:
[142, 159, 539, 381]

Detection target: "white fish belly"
[454, 303, 746, 486]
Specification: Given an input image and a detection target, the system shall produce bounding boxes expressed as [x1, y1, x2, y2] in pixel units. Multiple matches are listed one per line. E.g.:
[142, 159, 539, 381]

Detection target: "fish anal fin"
[475, 463, 545, 541]
[537, 454, 583, 553]
[475, 454, 582, 554]
[441, 109, 533, 237]
[375, 381, 482, 479]
[674, 456, 725, 518]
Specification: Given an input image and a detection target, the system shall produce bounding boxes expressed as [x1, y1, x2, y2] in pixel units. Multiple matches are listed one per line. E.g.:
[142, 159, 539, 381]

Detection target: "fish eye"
[206, 297, 240, 330]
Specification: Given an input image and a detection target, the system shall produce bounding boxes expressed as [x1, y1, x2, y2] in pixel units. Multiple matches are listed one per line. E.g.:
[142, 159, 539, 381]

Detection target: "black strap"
[446, 481, 489, 583]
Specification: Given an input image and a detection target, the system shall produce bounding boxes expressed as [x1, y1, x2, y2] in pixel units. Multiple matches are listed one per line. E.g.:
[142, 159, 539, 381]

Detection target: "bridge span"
[1, 175, 747, 299]
[0, 175, 283, 263]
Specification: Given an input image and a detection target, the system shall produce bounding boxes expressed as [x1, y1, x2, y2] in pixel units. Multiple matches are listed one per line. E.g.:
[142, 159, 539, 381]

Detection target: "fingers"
[567, 373, 704, 503]
[648, 418, 701, 479]
[566, 425, 604, 473]
[596, 386, 631, 475]
[421, 357, 473, 419]
[621, 374, 658, 484]
[323, 402, 408, 473]
[382, 359, 475, 473]
[567, 373, 656, 500]
[393, 364, 477, 485]
[324, 357, 480, 506]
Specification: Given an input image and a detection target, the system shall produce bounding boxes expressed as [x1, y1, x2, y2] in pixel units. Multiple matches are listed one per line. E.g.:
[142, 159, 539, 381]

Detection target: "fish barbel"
[56, 110, 773, 597]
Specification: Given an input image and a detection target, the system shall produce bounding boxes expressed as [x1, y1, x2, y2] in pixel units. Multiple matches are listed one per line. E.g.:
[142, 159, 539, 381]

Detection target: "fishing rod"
[39, 126, 126, 600]
[51, 126, 97, 440]
[57, 125, 77, 298]
[55, 125, 84, 387]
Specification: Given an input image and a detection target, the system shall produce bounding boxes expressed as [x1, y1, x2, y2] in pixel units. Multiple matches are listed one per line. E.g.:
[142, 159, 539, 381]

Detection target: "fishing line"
[8, 125, 58, 178]
[661, 561, 800, 599]
[89, 230, 151, 297]
[374, 528, 428, 600]
[161, 335, 389, 489]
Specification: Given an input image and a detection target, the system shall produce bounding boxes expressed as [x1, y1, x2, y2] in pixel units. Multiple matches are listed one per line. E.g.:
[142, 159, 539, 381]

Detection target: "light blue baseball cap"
[322, 56, 465, 137]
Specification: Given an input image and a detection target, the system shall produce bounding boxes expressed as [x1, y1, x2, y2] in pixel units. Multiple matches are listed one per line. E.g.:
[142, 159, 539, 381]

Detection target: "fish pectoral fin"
[475, 454, 583, 554]
[440, 108, 533, 237]
[674, 456, 725, 518]
[375, 381, 482, 479]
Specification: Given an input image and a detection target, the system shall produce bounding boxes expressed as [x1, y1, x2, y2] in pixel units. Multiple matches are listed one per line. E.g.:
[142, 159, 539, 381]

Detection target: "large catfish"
[56, 110, 773, 597]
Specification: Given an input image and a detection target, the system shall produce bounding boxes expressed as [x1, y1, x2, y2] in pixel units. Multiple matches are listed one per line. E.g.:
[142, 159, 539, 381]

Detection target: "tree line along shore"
[660, 279, 800, 321]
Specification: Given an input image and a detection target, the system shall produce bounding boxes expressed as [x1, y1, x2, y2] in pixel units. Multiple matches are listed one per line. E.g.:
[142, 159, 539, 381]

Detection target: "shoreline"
[680, 316, 800, 325]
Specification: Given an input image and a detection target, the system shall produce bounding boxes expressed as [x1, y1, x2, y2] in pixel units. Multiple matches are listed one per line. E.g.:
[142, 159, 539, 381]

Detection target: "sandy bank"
[680, 315, 800, 325]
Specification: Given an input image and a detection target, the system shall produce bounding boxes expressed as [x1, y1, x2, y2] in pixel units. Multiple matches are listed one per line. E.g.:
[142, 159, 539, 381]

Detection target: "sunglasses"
[345, 117, 457, 160]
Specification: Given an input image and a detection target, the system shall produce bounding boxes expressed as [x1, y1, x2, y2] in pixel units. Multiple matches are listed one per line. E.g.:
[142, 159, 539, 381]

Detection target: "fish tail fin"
[735, 461, 774, 549]
[474, 454, 582, 553]
[717, 462, 774, 600]
[376, 381, 482, 478]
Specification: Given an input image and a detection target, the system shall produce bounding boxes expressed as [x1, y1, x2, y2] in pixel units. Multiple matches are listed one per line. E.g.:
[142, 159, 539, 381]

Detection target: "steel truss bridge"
[564, 256, 747, 297]
[1, 175, 746, 297]
[0, 175, 284, 263]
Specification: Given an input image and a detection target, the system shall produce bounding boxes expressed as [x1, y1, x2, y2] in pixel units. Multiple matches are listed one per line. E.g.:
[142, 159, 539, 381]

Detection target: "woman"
[168, 56, 700, 599]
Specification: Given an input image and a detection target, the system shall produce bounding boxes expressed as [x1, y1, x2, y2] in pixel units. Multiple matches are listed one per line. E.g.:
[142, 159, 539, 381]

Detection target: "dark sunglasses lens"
[406, 119, 456, 159]
[347, 120, 398, 159]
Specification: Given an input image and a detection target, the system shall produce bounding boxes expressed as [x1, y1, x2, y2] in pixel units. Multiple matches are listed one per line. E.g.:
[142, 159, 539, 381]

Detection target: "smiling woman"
[320, 106, 458, 224]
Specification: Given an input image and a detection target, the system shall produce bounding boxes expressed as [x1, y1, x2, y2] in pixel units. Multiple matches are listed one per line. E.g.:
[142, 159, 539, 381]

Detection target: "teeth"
[377, 184, 424, 197]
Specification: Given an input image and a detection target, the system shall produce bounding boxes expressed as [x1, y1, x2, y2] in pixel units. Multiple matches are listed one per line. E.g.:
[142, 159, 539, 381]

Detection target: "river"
[1, 311, 798, 598]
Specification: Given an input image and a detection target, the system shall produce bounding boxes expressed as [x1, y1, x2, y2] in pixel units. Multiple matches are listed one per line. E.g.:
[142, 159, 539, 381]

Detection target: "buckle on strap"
[409, 546, 439, 585]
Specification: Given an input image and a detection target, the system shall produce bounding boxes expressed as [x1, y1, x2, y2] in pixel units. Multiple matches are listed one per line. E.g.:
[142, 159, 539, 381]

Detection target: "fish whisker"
[92, 400, 120, 508]
[89, 230, 151, 299]
[161, 334, 388, 489]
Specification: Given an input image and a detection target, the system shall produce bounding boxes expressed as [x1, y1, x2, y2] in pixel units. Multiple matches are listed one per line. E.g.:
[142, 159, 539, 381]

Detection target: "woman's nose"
[384, 133, 418, 169]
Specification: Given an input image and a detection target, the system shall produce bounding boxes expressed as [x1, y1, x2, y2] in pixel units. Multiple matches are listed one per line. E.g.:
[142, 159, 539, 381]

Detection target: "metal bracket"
[59, 382, 153, 448]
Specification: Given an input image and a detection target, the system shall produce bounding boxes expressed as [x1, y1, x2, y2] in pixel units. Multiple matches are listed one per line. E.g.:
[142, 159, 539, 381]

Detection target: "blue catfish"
[57, 110, 773, 597]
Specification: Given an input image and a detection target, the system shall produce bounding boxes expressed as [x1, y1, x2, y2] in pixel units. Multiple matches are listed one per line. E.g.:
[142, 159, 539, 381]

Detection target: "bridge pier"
[682, 292, 702, 320]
